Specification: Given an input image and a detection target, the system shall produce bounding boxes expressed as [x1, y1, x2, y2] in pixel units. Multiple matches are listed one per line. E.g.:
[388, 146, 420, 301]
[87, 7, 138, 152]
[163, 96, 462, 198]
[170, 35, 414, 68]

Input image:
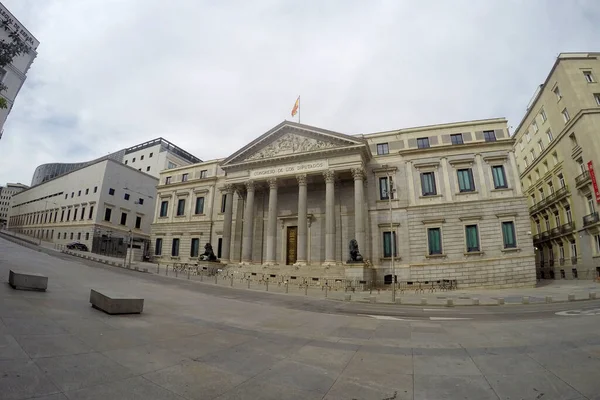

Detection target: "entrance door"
[286, 226, 298, 265]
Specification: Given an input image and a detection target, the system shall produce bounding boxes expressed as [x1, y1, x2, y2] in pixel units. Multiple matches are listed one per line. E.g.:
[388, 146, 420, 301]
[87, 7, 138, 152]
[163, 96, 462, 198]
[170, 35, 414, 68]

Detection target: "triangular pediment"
[222, 121, 368, 168]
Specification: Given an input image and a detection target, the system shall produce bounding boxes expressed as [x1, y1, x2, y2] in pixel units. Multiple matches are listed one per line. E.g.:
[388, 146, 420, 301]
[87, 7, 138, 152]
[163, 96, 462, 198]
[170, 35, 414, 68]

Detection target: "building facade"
[513, 52, 600, 280]
[151, 120, 535, 288]
[31, 138, 201, 186]
[0, 2, 39, 138]
[8, 159, 158, 257]
[0, 182, 27, 228]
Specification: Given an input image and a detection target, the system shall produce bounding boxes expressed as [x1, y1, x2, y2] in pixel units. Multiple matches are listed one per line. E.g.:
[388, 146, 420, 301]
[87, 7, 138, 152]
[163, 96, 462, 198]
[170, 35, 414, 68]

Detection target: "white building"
[8, 158, 158, 257]
[0, 2, 39, 138]
[0, 182, 27, 228]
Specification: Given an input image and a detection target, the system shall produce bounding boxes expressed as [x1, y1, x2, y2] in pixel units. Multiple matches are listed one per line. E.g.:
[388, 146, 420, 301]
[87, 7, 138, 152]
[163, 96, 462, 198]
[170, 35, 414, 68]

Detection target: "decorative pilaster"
[440, 157, 453, 202]
[508, 151, 522, 195]
[351, 168, 366, 258]
[220, 184, 234, 263]
[265, 178, 278, 264]
[323, 170, 336, 265]
[295, 174, 308, 265]
[241, 180, 255, 263]
[475, 153, 489, 198]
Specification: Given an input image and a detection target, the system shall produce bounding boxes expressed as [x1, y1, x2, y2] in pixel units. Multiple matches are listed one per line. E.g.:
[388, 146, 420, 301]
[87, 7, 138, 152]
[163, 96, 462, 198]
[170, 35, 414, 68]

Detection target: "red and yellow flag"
[291, 96, 300, 117]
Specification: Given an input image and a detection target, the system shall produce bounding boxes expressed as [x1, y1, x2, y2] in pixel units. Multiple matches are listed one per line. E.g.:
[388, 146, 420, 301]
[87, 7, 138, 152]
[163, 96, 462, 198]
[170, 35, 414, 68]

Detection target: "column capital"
[296, 174, 307, 186]
[245, 180, 255, 191]
[351, 168, 366, 181]
[267, 178, 278, 189]
[323, 170, 335, 183]
[221, 184, 234, 194]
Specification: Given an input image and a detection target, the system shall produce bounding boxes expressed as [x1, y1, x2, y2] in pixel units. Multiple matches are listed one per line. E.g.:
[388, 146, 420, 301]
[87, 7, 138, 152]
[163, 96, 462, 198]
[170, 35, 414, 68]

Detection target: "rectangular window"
[427, 228, 442, 255]
[78, 190, 81, 196]
[546, 129, 553, 143]
[417, 137, 430, 149]
[200, 170, 207, 178]
[140, 155, 144, 160]
[124, 193, 130, 201]
[108, 188, 115, 196]
[554, 212, 560, 227]
[376, 143, 389, 155]
[160, 201, 168, 217]
[77, 232, 81, 240]
[155, 238, 162, 255]
[190, 238, 200, 257]
[70, 232, 73, 240]
[71, 192, 74, 198]
[85, 188, 89, 195]
[88, 206, 94, 219]
[85, 232, 89, 241]
[502, 221, 517, 248]
[146, 166, 150, 172]
[195, 197, 205, 214]
[465, 225, 479, 252]
[570, 241, 577, 258]
[120, 212, 127, 226]
[584, 71, 595, 83]
[554, 86, 561, 100]
[526, 132, 531, 142]
[135, 216, 141, 229]
[177, 199, 185, 216]
[544, 216, 550, 231]
[221, 194, 227, 213]
[595, 93, 600, 106]
[61, 210, 65, 222]
[538, 140, 544, 152]
[58, 232, 61, 239]
[171, 238, 180, 256]
[66, 209, 71, 221]
[379, 176, 392, 200]
[182, 173, 189, 182]
[420, 172, 437, 196]
[457, 169, 475, 192]
[382, 231, 397, 257]
[65, 194, 68, 199]
[104, 208, 112, 222]
[492, 166, 507, 189]
[562, 108, 570, 123]
[168, 161, 177, 169]
[587, 195, 595, 213]
[532, 121, 538, 133]
[540, 108, 547, 122]
[558, 173, 565, 188]
[81, 207, 85, 220]
[566, 206, 572, 223]
[483, 130, 496, 142]
[450, 133, 463, 145]
[149, 152, 153, 158]
[165, 176, 172, 184]
[125, 160, 128, 165]
[94, 186, 97, 193]
[595, 234, 600, 254]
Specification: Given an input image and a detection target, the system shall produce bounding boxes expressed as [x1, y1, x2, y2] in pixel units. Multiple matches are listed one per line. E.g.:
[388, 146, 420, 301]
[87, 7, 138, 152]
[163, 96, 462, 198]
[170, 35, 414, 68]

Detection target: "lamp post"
[127, 229, 133, 268]
[383, 165, 396, 303]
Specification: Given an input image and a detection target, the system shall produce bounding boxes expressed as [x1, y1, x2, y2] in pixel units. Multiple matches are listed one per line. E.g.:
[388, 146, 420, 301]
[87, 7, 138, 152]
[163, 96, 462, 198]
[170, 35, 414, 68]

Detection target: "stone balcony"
[575, 170, 591, 188]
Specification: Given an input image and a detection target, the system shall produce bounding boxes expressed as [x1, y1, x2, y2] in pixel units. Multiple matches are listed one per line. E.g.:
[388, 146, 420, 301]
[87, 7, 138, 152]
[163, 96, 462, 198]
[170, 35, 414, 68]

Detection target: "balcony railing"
[529, 186, 569, 214]
[560, 222, 575, 234]
[575, 170, 591, 187]
[583, 212, 599, 227]
[549, 227, 561, 238]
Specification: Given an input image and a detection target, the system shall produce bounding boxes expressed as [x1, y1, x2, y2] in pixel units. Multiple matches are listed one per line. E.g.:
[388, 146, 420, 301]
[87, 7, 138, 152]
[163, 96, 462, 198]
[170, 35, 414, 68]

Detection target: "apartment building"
[150, 120, 535, 288]
[0, 182, 27, 228]
[513, 52, 600, 280]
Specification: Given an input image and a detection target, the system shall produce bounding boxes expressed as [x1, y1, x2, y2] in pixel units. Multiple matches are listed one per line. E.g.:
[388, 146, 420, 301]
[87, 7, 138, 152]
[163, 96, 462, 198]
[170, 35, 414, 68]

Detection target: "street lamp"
[383, 165, 396, 302]
[127, 229, 133, 268]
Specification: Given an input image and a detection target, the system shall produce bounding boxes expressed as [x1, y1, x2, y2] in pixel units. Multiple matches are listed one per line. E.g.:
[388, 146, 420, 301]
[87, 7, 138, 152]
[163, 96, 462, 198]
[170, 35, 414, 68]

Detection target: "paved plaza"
[1, 237, 600, 399]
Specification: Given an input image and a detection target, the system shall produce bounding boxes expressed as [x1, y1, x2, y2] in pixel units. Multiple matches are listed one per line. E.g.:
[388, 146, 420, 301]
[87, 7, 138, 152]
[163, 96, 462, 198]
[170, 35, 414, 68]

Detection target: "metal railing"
[560, 222, 575, 233]
[530, 186, 569, 214]
[575, 170, 591, 187]
[583, 212, 599, 227]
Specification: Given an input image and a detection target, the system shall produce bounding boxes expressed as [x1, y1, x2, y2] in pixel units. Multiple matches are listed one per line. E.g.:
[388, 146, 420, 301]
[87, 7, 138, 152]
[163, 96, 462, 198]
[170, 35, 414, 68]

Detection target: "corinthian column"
[352, 168, 366, 257]
[295, 174, 308, 265]
[323, 170, 336, 265]
[220, 184, 234, 263]
[265, 178, 278, 264]
[241, 180, 255, 263]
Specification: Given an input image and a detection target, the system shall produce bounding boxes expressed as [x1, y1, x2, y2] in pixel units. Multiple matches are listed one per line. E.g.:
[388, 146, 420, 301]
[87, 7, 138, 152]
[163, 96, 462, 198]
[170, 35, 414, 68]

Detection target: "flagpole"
[298, 95, 301, 124]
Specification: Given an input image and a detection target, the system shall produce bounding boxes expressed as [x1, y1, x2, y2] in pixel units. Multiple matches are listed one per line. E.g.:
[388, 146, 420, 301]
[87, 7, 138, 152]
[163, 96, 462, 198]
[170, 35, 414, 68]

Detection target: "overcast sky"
[0, 0, 599, 186]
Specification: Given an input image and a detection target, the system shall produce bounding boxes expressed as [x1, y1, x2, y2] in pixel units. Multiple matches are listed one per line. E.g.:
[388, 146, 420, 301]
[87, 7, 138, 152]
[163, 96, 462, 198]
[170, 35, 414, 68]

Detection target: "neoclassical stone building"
[151, 119, 536, 288]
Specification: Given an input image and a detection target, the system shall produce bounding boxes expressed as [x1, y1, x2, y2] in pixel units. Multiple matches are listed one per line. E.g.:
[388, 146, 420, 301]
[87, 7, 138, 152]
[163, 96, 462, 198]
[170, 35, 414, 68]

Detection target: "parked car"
[66, 241, 88, 251]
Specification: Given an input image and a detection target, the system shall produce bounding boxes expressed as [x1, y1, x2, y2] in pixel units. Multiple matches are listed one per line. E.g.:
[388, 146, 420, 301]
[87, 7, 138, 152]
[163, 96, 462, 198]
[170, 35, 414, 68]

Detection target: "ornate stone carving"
[245, 133, 337, 161]
[221, 184, 234, 194]
[323, 170, 335, 183]
[296, 174, 307, 186]
[351, 168, 365, 181]
[245, 180, 255, 191]
[267, 178, 278, 189]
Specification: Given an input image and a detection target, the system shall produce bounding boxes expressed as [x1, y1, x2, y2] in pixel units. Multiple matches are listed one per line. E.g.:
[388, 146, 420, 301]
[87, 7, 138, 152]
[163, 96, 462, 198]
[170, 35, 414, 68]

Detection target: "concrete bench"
[9, 270, 48, 291]
[89, 289, 144, 315]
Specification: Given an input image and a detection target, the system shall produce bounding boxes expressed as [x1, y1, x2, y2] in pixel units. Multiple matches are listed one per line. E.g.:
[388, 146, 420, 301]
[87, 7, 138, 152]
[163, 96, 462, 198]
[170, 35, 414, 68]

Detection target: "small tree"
[0, 18, 31, 109]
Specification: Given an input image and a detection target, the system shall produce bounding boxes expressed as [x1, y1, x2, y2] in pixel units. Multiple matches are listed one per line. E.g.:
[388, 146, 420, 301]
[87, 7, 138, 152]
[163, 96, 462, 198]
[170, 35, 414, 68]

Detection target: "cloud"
[0, 0, 599, 185]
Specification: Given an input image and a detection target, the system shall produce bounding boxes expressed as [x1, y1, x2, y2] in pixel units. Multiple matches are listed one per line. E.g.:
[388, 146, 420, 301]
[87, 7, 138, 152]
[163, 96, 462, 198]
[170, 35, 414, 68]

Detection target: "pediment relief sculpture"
[244, 133, 338, 161]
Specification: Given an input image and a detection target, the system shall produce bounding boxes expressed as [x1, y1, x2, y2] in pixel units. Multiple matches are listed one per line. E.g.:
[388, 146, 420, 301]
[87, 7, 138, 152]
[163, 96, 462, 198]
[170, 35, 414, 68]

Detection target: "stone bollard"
[175, 269, 178, 278]
[230, 275, 234, 287]
[200, 274, 203, 282]
[325, 286, 328, 298]
[344, 294, 351, 301]
[395, 297, 402, 305]
[522, 296, 530, 304]
[590, 292, 597, 300]
[266, 280, 269, 292]
[285, 282, 289, 293]
[545, 296, 553, 303]
[497, 298, 505, 305]
[157, 264, 160, 274]
[166, 265, 169, 276]
[247, 279, 250, 289]
[142, 268, 148, 273]
[214, 275, 218, 284]
[568, 294, 575, 301]
[446, 299, 454, 307]
[472, 298, 479, 305]
[187, 269, 191, 279]
[369, 297, 376, 304]
[304, 284, 308, 296]
[421, 298, 427, 305]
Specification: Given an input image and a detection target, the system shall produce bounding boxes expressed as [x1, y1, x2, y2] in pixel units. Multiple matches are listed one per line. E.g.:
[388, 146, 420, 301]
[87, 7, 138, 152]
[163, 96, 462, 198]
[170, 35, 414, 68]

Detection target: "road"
[1, 237, 600, 400]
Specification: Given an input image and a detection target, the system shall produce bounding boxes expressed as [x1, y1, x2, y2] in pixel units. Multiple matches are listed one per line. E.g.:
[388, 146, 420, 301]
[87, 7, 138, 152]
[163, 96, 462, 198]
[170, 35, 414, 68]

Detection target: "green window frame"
[160, 201, 168, 217]
[427, 228, 442, 255]
[457, 169, 475, 192]
[195, 197, 205, 214]
[421, 172, 437, 196]
[382, 231, 397, 257]
[502, 221, 517, 248]
[492, 166, 507, 189]
[465, 225, 479, 252]
[190, 238, 200, 257]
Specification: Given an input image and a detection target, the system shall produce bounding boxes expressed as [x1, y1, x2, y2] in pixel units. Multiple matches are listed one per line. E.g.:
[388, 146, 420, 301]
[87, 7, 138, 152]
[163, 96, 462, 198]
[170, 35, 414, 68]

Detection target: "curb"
[60, 249, 150, 274]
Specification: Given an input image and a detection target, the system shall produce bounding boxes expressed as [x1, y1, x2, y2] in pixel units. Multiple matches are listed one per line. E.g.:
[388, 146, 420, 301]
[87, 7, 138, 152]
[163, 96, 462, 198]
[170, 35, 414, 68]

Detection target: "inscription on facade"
[250, 161, 328, 178]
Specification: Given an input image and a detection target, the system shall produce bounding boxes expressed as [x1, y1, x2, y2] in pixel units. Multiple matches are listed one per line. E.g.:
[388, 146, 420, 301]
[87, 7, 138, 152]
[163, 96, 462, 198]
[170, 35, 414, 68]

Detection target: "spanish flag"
[291, 96, 300, 117]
